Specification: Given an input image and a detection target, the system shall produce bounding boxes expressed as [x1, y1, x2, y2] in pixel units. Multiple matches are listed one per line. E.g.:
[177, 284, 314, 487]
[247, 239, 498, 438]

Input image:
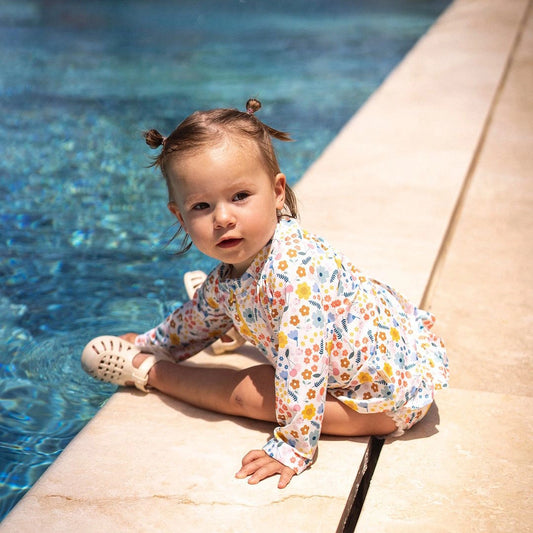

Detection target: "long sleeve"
[135, 269, 234, 361]
[261, 244, 334, 473]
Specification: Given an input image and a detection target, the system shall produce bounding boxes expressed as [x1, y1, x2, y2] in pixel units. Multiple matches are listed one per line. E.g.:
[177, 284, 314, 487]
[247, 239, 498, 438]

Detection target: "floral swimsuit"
[135, 218, 448, 474]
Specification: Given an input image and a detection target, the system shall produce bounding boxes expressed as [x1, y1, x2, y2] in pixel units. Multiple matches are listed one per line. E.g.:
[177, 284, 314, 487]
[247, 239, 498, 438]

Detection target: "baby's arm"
[134, 274, 234, 358]
[235, 450, 296, 489]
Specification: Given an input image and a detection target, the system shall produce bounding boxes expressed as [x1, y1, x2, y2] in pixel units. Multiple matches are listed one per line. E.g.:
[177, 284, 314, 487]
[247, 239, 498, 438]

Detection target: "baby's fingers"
[235, 450, 296, 488]
[240, 449, 267, 467]
[235, 450, 271, 480]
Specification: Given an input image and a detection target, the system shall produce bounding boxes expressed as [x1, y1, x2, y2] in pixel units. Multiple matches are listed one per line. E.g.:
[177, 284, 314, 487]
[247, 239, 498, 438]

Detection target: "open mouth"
[217, 238, 242, 249]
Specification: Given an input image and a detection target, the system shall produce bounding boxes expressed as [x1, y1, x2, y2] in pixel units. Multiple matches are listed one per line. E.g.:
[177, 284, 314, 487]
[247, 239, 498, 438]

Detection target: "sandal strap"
[132, 347, 173, 392]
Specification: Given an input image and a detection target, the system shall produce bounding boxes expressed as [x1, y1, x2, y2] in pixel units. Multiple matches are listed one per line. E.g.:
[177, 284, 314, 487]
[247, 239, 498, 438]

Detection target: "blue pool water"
[0, 0, 450, 519]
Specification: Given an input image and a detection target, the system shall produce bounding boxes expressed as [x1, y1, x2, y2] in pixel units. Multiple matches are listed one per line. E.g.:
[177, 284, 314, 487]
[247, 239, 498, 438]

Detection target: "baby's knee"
[230, 365, 275, 419]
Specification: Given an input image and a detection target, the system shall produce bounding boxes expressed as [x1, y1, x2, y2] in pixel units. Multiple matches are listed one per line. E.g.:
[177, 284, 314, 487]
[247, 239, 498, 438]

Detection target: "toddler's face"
[167, 140, 286, 276]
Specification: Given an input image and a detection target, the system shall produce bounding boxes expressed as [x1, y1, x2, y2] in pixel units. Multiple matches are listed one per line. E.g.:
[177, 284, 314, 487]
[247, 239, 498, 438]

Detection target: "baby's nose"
[213, 203, 236, 227]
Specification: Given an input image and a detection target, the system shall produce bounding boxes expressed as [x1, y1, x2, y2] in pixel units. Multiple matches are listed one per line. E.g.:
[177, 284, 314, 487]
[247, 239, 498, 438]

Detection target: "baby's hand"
[235, 449, 296, 489]
[120, 332, 139, 344]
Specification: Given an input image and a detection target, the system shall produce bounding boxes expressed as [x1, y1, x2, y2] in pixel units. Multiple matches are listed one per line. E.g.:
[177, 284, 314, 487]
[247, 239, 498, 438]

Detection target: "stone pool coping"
[2, 0, 532, 530]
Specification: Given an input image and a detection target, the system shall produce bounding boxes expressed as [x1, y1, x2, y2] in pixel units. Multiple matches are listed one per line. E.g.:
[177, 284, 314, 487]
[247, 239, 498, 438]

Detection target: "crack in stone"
[44, 493, 339, 508]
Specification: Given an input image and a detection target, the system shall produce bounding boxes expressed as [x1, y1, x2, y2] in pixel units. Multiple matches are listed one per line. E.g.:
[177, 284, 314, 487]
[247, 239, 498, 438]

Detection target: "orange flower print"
[340, 358, 350, 368]
[307, 389, 316, 399]
[301, 425, 310, 435]
[279, 260, 288, 271]
[297, 267, 306, 277]
[363, 392, 372, 400]
[340, 372, 350, 381]
[302, 369, 312, 380]
[290, 315, 300, 326]
[302, 404, 316, 420]
[290, 379, 300, 389]
[287, 249, 297, 258]
[300, 305, 310, 316]
[371, 383, 379, 392]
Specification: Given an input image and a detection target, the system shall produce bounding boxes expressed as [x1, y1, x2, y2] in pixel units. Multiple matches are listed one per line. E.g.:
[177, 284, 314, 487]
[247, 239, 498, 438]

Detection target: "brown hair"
[144, 98, 298, 255]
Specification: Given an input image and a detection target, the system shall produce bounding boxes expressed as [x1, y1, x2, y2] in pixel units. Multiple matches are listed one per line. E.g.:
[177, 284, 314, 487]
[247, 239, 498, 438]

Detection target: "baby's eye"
[192, 202, 209, 211]
[233, 192, 250, 202]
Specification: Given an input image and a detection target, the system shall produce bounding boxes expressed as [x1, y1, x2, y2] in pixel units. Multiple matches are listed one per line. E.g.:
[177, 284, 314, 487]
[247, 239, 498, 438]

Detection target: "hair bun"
[144, 129, 165, 149]
[245, 98, 261, 114]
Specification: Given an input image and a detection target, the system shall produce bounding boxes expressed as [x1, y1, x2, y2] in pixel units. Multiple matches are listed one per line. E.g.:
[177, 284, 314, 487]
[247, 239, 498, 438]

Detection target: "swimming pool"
[0, 0, 450, 519]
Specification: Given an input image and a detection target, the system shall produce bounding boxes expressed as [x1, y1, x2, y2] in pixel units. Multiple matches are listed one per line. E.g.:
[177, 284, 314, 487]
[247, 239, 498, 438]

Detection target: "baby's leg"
[146, 356, 277, 422]
[140, 354, 395, 436]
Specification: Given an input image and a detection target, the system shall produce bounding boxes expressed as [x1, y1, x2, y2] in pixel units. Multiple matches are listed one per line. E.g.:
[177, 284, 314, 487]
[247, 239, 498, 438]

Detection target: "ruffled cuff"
[262, 438, 312, 475]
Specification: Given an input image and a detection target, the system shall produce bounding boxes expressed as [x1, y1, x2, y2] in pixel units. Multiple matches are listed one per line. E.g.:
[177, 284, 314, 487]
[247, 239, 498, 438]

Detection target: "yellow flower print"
[169, 333, 180, 345]
[296, 282, 311, 299]
[390, 327, 400, 341]
[344, 399, 357, 410]
[383, 362, 393, 377]
[237, 321, 252, 338]
[357, 371, 373, 383]
[278, 331, 288, 349]
[302, 404, 316, 420]
[207, 297, 219, 309]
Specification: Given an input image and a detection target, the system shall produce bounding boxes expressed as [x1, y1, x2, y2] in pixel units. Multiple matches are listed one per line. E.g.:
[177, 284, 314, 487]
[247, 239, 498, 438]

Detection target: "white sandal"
[81, 335, 172, 392]
[183, 270, 246, 354]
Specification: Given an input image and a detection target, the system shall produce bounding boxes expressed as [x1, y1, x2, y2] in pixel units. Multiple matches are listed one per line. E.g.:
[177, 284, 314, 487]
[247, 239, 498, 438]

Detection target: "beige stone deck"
[2, 0, 532, 531]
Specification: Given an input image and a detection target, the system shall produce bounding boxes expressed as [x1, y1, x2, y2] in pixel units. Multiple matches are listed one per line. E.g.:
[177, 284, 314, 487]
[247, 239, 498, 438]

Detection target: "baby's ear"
[168, 202, 186, 227]
[274, 173, 286, 209]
